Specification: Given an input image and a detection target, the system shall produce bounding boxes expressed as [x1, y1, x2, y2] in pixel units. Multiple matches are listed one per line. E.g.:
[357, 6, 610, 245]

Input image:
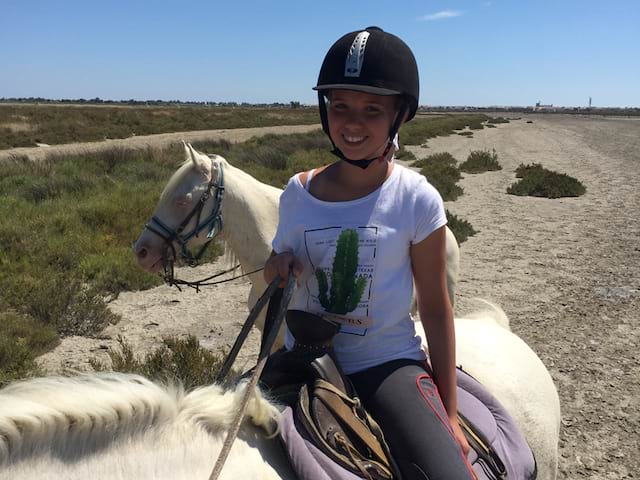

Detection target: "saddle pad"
[278, 406, 363, 480]
[277, 368, 537, 480]
[456, 368, 537, 479]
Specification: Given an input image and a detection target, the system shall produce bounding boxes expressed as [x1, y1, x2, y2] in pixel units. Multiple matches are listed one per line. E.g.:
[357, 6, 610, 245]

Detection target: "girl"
[264, 27, 474, 480]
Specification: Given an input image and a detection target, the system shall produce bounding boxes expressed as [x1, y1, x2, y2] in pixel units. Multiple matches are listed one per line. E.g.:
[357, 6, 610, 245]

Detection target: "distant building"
[534, 101, 555, 111]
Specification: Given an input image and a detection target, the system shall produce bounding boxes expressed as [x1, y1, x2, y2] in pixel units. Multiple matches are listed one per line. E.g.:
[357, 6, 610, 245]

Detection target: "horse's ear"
[210, 155, 221, 173]
[185, 143, 211, 179]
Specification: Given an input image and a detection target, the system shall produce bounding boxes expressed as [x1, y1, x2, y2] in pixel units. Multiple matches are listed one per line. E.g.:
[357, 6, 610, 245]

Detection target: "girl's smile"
[327, 89, 399, 160]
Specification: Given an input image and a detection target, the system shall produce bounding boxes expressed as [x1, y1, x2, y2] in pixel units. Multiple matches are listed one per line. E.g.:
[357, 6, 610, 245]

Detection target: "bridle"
[143, 156, 260, 290]
[145, 155, 224, 268]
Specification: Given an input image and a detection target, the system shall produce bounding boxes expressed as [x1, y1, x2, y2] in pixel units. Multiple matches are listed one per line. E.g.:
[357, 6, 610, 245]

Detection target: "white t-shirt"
[272, 163, 447, 374]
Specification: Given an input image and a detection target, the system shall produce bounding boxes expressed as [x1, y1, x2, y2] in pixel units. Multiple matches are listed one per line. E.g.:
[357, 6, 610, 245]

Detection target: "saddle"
[261, 310, 399, 480]
[261, 310, 537, 480]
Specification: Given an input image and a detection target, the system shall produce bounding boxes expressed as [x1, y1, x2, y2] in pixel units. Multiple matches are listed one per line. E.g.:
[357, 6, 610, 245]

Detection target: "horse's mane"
[0, 373, 279, 464]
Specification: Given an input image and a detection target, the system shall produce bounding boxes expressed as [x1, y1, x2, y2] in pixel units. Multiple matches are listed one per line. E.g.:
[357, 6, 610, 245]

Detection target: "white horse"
[131, 144, 560, 478]
[0, 373, 294, 479]
[0, 305, 559, 479]
[133, 143, 460, 347]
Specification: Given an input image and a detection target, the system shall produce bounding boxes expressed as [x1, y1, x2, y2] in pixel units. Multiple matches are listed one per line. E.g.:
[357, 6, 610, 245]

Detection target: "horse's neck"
[219, 164, 280, 272]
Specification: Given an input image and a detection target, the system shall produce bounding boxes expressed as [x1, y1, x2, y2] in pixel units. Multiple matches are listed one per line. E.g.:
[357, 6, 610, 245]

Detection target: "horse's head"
[133, 143, 225, 274]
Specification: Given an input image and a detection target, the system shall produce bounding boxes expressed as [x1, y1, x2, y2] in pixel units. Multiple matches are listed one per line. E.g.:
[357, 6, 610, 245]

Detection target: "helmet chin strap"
[330, 136, 395, 169]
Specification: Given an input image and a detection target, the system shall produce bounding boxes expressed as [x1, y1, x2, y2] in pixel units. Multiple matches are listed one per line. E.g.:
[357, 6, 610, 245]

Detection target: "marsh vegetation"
[508, 163, 586, 198]
[413, 152, 464, 202]
[0, 113, 503, 383]
[0, 104, 320, 149]
[459, 148, 502, 173]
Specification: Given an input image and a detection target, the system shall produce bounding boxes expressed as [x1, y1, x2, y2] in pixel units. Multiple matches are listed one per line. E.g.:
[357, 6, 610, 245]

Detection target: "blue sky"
[2, 1, 639, 107]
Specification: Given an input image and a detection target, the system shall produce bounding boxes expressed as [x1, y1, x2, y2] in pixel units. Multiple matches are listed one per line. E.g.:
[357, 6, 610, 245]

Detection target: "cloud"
[418, 10, 463, 22]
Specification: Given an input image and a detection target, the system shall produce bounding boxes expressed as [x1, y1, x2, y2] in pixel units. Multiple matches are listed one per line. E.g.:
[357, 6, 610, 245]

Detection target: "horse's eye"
[175, 193, 193, 207]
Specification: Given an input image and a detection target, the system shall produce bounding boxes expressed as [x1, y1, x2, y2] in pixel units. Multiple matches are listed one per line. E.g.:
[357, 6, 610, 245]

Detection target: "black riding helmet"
[314, 26, 419, 167]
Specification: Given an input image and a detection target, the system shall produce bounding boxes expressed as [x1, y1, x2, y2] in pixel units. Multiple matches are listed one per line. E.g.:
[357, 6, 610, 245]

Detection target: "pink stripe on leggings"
[415, 373, 477, 479]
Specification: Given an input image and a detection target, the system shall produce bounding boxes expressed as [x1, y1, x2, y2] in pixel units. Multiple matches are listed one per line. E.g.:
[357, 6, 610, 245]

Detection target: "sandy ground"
[33, 115, 639, 479]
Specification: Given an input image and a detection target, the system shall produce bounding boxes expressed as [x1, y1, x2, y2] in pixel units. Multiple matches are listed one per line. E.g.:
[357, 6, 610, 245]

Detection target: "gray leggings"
[348, 359, 475, 480]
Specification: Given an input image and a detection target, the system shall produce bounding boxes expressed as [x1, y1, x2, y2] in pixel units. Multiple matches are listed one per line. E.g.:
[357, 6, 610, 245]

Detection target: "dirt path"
[411, 115, 640, 479]
[0, 123, 321, 162]
[34, 115, 639, 479]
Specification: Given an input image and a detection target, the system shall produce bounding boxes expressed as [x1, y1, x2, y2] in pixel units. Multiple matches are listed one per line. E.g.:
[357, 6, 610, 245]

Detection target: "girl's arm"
[410, 226, 469, 455]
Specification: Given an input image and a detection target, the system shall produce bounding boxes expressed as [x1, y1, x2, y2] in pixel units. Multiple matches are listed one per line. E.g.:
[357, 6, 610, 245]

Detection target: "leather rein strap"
[215, 275, 284, 383]
[208, 272, 296, 480]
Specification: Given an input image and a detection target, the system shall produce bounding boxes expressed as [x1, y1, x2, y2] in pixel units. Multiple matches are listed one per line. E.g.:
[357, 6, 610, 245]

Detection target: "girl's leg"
[349, 359, 475, 480]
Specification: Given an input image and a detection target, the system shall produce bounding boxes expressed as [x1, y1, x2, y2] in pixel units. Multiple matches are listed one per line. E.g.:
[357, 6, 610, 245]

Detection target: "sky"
[1, 0, 639, 107]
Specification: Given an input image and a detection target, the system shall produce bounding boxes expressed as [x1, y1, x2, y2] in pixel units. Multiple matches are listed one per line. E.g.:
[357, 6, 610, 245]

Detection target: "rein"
[208, 272, 296, 480]
[160, 261, 263, 292]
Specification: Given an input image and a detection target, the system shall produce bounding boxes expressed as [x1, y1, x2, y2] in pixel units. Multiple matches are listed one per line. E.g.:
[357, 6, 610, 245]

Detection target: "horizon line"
[1, 97, 639, 110]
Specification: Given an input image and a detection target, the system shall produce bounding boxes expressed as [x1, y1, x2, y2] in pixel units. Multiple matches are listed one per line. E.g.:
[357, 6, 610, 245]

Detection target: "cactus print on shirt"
[304, 226, 378, 335]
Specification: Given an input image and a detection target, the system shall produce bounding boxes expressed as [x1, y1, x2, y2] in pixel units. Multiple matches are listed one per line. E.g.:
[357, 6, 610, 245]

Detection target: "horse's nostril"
[137, 247, 147, 259]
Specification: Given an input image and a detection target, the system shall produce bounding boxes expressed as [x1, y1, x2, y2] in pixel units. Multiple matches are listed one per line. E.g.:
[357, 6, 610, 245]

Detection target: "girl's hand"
[264, 251, 303, 288]
[450, 415, 471, 458]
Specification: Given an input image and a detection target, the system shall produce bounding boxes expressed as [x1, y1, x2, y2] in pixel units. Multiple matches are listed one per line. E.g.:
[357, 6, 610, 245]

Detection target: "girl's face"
[327, 89, 399, 160]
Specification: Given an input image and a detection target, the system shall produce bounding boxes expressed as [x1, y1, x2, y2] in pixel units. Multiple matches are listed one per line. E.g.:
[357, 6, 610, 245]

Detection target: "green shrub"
[0, 311, 58, 386]
[3, 273, 120, 337]
[412, 152, 457, 170]
[457, 131, 473, 137]
[414, 152, 463, 201]
[514, 163, 543, 178]
[90, 335, 231, 389]
[396, 147, 416, 161]
[508, 163, 586, 198]
[193, 130, 333, 188]
[526, 120, 534, 124]
[400, 114, 488, 145]
[0, 148, 175, 380]
[487, 117, 510, 124]
[446, 210, 477, 244]
[459, 149, 502, 173]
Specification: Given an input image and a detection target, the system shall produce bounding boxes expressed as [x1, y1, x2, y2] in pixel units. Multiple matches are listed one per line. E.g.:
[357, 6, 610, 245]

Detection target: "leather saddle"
[260, 310, 399, 480]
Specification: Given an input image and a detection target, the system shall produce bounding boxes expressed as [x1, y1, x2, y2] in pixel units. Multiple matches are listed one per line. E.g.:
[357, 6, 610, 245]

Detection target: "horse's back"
[452, 317, 560, 479]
